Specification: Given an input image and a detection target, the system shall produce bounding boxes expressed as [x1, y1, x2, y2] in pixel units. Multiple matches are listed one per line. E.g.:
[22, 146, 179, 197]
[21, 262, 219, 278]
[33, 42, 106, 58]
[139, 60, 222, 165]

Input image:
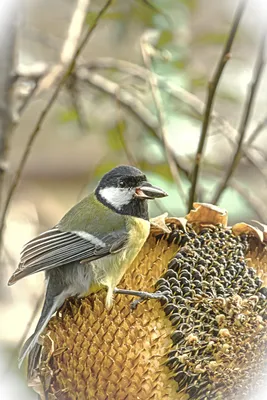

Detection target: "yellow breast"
[96, 217, 150, 307]
[125, 216, 150, 264]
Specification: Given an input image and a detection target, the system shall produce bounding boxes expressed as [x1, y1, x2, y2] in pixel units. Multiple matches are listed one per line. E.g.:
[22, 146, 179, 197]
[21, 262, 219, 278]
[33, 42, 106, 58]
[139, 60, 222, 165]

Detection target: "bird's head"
[95, 165, 168, 220]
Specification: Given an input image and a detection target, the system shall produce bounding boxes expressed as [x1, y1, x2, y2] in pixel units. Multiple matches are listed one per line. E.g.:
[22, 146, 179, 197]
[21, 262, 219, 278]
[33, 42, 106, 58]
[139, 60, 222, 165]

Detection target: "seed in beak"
[135, 188, 151, 199]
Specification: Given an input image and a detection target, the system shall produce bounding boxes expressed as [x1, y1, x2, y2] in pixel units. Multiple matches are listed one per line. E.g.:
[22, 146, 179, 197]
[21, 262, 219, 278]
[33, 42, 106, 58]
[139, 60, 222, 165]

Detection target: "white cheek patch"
[99, 187, 134, 210]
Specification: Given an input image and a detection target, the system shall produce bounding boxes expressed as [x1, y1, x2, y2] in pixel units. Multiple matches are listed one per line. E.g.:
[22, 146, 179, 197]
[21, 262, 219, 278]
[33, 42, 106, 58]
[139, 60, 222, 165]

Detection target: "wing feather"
[8, 228, 128, 285]
[22, 235, 81, 260]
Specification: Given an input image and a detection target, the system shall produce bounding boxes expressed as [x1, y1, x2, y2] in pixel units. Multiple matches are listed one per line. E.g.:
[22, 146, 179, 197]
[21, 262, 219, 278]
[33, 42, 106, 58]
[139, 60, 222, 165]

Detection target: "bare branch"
[11, 62, 49, 83]
[12, 63, 49, 121]
[11, 0, 90, 122]
[188, 0, 247, 212]
[83, 57, 267, 178]
[81, 57, 267, 177]
[140, 36, 187, 205]
[0, 0, 113, 243]
[61, 0, 89, 65]
[141, 0, 173, 28]
[244, 115, 267, 147]
[66, 75, 89, 133]
[13, 83, 38, 124]
[213, 28, 267, 204]
[76, 67, 191, 181]
[84, 58, 235, 128]
[230, 181, 267, 222]
[16, 58, 238, 141]
[115, 105, 137, 167]
[36, 0, 90, 94]
[114, 100, 167, 215]
[15, 57, 262, 173]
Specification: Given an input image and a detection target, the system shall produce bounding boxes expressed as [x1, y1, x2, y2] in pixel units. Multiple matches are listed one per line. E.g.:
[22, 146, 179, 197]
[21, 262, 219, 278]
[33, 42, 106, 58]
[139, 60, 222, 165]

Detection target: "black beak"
[134, 181, 168, 200]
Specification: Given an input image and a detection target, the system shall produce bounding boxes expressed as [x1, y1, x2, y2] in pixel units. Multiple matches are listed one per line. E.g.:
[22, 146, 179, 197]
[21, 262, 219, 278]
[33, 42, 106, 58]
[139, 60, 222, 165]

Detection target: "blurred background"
[0, 0, 267, 398]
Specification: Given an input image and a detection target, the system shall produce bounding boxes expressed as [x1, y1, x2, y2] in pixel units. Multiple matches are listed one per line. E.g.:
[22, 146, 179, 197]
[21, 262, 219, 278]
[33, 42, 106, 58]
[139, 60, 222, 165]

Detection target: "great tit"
[8, 165, 167, 368]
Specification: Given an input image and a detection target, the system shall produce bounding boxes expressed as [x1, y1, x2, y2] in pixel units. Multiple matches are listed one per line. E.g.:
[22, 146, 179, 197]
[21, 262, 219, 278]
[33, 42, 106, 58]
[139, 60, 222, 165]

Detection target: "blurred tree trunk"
[0, 0, 17, 198]
[0, 0, 17, 299]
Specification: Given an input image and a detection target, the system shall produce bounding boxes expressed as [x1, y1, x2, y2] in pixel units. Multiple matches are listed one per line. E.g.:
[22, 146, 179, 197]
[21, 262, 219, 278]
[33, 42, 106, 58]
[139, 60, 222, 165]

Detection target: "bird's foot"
[114, 288, 167, 310]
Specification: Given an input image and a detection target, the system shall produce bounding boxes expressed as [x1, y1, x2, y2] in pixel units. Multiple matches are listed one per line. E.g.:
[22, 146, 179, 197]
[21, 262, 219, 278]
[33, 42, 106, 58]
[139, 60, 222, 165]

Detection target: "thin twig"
[16, 58, 238, 145]
[11, 62, 49, 83]
[84, 57, 235, 132]
[12, 65, 48, 122]
[140, 36, 187, 206]
[61, 0, 89, 64]
[0, 0, 113, 243]
[77, 68, 191, 181]
[114, 97, 167, 214]
[230, 181, 267, 222]
[12, 0, 90, 123]
[187, 0, 247, 212]
[114, 86, 139, 166]
[244, 115, 267, 147]
[15, 57, 262, 173]
[13, 83, 39, 124]
[213, 28, 267, 204]
[66, 75, 89, 133]
[116, 107, 137, 167]
[36, 0, 90, 94]
[82, 57, 267, 175]
[141, 0, 173, 28]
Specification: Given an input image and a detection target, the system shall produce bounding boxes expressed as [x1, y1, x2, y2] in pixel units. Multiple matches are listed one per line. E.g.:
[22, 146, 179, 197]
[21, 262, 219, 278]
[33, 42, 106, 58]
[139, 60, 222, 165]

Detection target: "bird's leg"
[114, 288, 167, 310]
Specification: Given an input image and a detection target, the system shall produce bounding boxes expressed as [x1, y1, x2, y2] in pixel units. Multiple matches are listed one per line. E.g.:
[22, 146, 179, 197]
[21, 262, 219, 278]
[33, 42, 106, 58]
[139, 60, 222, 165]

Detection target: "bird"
[8, 165, 168, 369]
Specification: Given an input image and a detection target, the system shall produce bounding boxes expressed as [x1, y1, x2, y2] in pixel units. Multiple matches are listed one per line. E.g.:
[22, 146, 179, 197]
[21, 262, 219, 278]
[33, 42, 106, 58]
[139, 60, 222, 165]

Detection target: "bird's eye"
[119, 181, 126, 188]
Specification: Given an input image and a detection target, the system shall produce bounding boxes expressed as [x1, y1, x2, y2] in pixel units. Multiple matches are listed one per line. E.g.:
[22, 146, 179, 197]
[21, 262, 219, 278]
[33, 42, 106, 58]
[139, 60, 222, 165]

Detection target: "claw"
[114, 288, 168, 310]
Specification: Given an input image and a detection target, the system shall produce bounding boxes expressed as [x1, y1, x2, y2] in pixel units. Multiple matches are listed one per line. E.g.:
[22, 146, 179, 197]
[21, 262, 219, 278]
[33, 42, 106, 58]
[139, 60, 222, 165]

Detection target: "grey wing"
[8, 227, 128, 285]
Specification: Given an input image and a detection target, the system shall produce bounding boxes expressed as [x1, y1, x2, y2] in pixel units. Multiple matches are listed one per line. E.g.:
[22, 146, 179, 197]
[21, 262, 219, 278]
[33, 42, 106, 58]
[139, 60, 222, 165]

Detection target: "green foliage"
[194, 32, 230, 46]
[171, 59, 187, 70]
[106, 120, 126, 151]
[191, 75, 207, 89]
[139, 161, 173, 182]
[94, 161, 118, 178]
[157, 30, 174, 47]
[179, 0, 198, 12]
[58, 108, 78, 124]
[86, 12, 124, 26]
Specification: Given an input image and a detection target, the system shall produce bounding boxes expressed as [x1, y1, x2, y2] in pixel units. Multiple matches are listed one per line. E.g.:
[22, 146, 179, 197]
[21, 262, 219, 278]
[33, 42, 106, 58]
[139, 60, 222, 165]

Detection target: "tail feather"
[27, 343, 42, 380]
[18, 290, 67, 369]
[19, 333, 37, 369]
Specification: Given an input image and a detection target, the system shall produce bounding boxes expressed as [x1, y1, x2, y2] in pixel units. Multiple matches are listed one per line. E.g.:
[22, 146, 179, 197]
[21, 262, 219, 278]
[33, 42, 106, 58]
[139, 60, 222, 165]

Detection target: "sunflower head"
[28, 204, 267, 400]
